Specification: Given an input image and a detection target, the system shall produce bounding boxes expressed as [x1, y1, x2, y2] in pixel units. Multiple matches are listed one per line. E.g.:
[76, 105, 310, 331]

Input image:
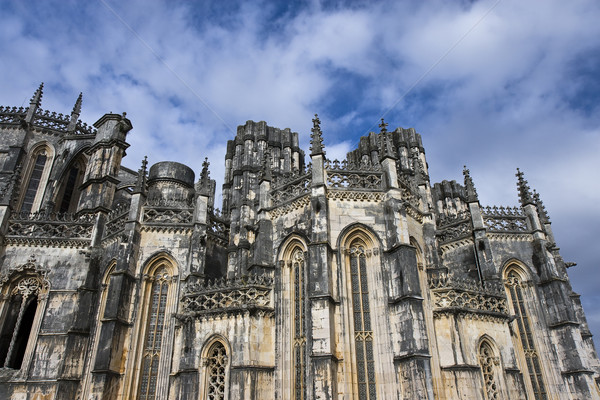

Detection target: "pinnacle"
[310, 113, 325, 157]
[463, 165, 478, 202]
[379, 118, 388, 133]
[515, 168, 534, 205]
[30, 82, 44, 105]
[71, 92, 83, 115]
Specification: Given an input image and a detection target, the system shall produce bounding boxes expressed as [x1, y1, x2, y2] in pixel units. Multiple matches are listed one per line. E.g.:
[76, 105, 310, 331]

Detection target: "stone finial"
[533, 190, 550, 223]
[463, 165, 479, 202]
[379, 118, 388, 133]
[133, 156, 148, 194]
[379, 132, 396, 161]
[310, 114, 325, 157]
[67, 92, 83, 132]
[30, 83, 44, 106]
[516, 168, 534, 206]
[71, 92, 83, 116]
[200, 157, 210, 183]
[260, 150, 272, 182]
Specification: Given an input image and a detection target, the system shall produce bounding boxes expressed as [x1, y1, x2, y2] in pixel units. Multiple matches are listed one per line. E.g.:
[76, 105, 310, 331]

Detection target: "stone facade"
[0, 84, 598, 399]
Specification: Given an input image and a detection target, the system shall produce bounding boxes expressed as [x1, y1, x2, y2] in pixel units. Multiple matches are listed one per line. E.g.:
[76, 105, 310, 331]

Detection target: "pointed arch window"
[203, 341, 228, 400]
[56, 157, 86, 213]
[0, 275, 45, 369]
[505, 270, 547, 400]
[291, 249, 307, 400]
[21, 149, 48, 213]
[479, 341, 500, 400]
[138, 266, 172, 400]
[350, 242, 376, 400]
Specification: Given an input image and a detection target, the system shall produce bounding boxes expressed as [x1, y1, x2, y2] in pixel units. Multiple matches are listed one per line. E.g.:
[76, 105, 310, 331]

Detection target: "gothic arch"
[200, 335, 231, 400]
[337, 223, 382, 252]
[501, 259, 533, 282]
[53, 149, 88, 213]
[277, 233, 309, 400]
[477, 337, 502, 400]
[18, 142, 55, 213]
[502, 260, 548, 400]
[339, 225, 386, 399]
[0, 256, 49, 372]
[127, 253, 179, 400]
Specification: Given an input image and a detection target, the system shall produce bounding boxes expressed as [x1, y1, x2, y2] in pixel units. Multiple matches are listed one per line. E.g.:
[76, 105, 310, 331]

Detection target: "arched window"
[291, 248, 307, 400]
[0, 274, 46, 369]
[349, 241, 376, 400]
[505, 268, 547, 400]
[21, 146, 51, 213]
[479, 341, 500, 400]
[278, 237, 308, 400]
[138, 266, 172, 399]
[55, 156, 86, 213]
[203, 341, 228, 400]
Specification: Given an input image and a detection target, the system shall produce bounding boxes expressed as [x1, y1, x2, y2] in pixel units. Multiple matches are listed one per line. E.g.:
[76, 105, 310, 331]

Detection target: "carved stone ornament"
[0, 254, 50, 290]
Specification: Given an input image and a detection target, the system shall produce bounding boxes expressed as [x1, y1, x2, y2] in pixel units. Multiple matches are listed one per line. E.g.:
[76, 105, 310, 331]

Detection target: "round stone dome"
[148, 161, 195, 188]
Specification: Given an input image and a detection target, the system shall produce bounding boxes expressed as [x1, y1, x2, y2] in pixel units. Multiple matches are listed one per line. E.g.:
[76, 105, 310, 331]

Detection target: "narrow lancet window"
[506, 270, 547, 400]
[205, 341, 227, 400]
[0, 276, 42, 369]
[292, 249, 307, 400]
[21, 152, 47, 213]
[479, 342, 499, 400]
[350, 243, 376, 400]
[138, 266, 171, 400]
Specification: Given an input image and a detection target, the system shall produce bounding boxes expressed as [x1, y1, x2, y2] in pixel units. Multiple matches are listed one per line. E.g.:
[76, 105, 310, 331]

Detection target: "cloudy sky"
[1, 0, 599, 344]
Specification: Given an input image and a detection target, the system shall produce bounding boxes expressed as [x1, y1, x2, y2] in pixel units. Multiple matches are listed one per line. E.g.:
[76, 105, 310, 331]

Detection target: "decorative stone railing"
[181, 275, 273, 315]
[6, 211, 95, 247]
[103, 203, 129, 240]
[427, 270, 507, 315]
[0, 106, 97, 135]
[0, 106, 27, 124]
[325, 158, 383, 190]
[33, 109, 70, 131]
[436, 217, 472, 244]
[436, 210, 471, 228]
[207, 213, 229, 244]
[397, 174, 421, 212]
[270, 172, 311, 205]
[481, 205, 529, 233]
[428, 269, 504, 295]
[142, 206, 194, 225]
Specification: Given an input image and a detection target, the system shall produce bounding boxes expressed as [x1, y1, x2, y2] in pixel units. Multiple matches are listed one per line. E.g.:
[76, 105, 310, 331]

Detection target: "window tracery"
[349, 242, 376, 400]
[21, 149, 48, 213]
[138, 266, 171, 400]
[0, 275, 44, 369]
[204, 341, 227, 400]
[291, 249, 307, 400]
[505, 269, 547, 400]
[479, 341, 500, 400]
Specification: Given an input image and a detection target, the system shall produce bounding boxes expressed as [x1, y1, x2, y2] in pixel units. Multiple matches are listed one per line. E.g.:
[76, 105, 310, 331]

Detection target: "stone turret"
[77, 113, 132, 213]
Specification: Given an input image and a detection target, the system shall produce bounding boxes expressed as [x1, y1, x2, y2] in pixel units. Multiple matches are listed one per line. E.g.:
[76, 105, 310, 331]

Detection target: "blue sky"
[1, 0, 599, 345]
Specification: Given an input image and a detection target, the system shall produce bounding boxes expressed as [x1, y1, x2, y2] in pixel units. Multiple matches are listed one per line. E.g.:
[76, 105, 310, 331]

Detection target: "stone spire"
[30, 83, 44, 106]
[133, 156, 148, 194]
[310, 114, 325, 156]
[516, 168, 534, 206]
[25, 83, 44, 123]
[67, 92, 83, 132]
[200, 157, 210, 183]
[463, 165, 479, 202]
[533, 189, 550, 223]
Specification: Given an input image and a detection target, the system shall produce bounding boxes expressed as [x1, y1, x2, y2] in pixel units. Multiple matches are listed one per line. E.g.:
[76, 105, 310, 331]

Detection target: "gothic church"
[0, 84, 598, 399]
